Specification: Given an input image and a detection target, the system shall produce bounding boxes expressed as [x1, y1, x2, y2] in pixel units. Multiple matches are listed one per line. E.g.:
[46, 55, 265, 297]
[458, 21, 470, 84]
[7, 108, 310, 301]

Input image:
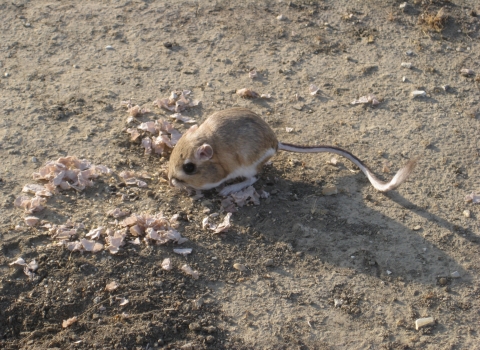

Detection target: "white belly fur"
[199, 148, 276, 190]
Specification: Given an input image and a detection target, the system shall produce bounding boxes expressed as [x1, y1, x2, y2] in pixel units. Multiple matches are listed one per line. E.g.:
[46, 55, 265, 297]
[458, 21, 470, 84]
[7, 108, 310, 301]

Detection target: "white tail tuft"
[278, 142, 417, 192]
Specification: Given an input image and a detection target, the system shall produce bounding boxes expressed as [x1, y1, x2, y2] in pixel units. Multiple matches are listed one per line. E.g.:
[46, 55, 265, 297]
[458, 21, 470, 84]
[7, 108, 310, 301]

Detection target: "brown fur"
[168, 108, 278, 189]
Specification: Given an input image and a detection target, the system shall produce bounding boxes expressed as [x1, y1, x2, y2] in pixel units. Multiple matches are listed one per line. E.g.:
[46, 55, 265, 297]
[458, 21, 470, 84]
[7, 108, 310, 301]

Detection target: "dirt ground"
[1, 0, 480, 349]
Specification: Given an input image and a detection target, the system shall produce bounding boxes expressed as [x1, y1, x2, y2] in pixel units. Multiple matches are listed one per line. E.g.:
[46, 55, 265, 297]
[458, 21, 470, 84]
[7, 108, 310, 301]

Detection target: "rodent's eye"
[182, 163, 196, 175]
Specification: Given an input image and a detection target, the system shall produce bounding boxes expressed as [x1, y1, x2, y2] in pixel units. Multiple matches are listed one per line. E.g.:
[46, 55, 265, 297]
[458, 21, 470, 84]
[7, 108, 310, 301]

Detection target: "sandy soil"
[1, 0, 479, 349]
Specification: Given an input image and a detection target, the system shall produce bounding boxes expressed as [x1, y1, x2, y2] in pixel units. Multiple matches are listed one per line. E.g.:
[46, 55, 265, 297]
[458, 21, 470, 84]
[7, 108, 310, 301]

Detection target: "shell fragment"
[415, 317, 434, 330]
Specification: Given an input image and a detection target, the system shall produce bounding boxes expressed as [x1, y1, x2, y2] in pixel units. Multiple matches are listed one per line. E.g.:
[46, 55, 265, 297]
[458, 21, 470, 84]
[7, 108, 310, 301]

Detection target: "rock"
[411, 91, 426, 98]
[233, 263, 246, 272]
[334, 299, 343, 307]
[451, 271, 460, 278]
[438, 277, 447, 285]
[277, 14, 285, 21]
[105, 45, 114, 50]
[412, 225, 422, 231]
[463, 210, 471, 218]
[401, 62, 412, 69]
[415, 317, 434, 330]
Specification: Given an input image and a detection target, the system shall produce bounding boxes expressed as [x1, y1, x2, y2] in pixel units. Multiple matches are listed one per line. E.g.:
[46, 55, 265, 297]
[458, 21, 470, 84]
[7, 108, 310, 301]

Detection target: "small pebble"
[399, 2, 407, 9]
[463, 210, 471, 218]
[73, 64, 78, 68]
[233, 263, 246, 272]
[439, 277, 447, 285]
[415, 317, 434, 330]
[401, 62, 412, 69]
[105, 45, 114, 50]
[386, 270, 392, 275]
[406, 50, 413, 56]
[163, 42, 173, 48]
[25, 23, 31, 27]
[4, 72, 10, 77]
[277, 14, 285, 21]
[411, 91, 426, 98]
[334, 299, 343, 307]
[412, 225, 422, 231]
[402, 76, 407, 82]
[451, 271, 460, 278]
[31, 157, 38, 163]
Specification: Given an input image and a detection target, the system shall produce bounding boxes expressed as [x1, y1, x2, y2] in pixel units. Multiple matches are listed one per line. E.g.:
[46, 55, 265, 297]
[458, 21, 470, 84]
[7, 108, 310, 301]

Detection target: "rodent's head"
[168, 125, 228, 190]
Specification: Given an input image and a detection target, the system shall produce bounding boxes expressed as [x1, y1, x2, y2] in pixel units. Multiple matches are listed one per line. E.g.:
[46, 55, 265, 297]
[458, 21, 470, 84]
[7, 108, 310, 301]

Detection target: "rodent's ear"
[195, 144, 213, 161]
[185, 125, 198, 134]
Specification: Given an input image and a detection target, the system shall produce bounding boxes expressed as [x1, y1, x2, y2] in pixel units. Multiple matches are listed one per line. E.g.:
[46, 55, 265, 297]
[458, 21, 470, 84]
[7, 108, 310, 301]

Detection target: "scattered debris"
[401, 62, 412, 69]
[460, 69, 475, 77]
[161, 258, 172, 271]
[120, 100, 150, 117]
[233, 263, 246, 272]
[411, 90, 426, 98]
[181, 264, 199, 279]
[236, 88, 271, 99]
[119, 171, 148, 188]
[24, 216, 40, 227]
[9, 257, 27, 267]
[418, 7, 447, 32]
[105, 281, 119, 291]
[80, 238, 104, 252]
[118, 297, 129, 306]
[107, 208, 130, 219]
[22, 184, 53, 197]
[62, 316, 78, 328]
[351, 94, 380, 106]
[169, 113, 196, 123]
[153, 90, 200, 113]
[14, 195, 47, 214]
[174, 248, 192, 256]
[465, 193, 480, 203]
[309, 84, 320, 96]
[415, 317, 434, 330]
[213, 213, 232, 234]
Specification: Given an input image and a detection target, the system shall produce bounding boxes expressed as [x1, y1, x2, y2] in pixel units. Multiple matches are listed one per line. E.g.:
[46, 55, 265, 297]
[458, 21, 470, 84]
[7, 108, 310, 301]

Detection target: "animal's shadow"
[216, 167, 472, 287]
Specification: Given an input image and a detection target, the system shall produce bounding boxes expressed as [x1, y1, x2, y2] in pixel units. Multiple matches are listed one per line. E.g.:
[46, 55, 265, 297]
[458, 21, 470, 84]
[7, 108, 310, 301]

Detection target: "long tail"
[278, 142, 417, 192]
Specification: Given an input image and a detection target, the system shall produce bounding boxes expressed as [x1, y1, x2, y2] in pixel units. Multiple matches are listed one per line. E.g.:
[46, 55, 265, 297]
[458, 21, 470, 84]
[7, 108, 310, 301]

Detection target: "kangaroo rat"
[168, 108, 417, 196]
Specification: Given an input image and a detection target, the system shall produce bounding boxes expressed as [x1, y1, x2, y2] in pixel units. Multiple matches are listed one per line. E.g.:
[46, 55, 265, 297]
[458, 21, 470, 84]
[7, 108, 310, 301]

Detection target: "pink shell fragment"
[214, 213, 232, 234]
[25, 216, 40, 227]
[351, 94, 380, 106]
[236, 88, 260, 98]
[465, 192, 480, 203]
[62, 316, 78, 328]
[181, 264, 199, 279]
[161, 258, 172, 271]
[107, 208, 130, 219]
[309, 84, 320, 96]
[174, 248, 192, 256]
